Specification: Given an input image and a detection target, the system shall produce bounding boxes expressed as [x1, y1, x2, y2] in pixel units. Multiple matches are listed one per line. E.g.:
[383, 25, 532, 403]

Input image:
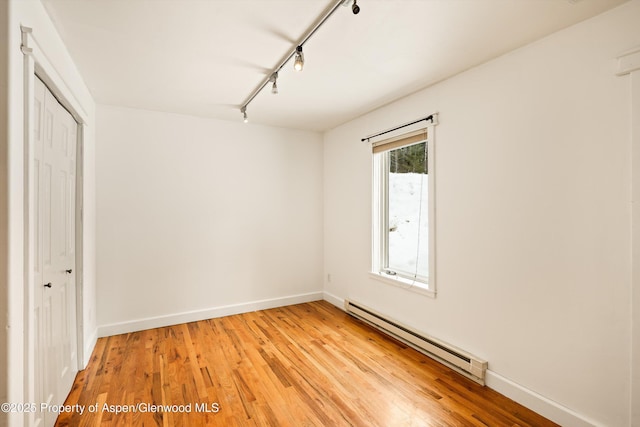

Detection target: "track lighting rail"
[239, 0, 357, 122]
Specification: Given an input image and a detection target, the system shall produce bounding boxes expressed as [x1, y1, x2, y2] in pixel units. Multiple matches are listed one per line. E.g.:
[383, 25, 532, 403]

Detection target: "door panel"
[42, 86, 58, 421]
[57, 100, 78, 398]
[34, 76, 78, 427]
[33, 76, 45, 427]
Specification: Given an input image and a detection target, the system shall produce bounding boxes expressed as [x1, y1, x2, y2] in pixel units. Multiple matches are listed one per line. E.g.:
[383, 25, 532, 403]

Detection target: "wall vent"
[344, 299, 488, 385]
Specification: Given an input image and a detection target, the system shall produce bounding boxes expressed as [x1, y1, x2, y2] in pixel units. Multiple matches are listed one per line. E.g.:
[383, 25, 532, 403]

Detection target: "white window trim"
[369, 271, 436, 298]
[370, 114, 438, 298]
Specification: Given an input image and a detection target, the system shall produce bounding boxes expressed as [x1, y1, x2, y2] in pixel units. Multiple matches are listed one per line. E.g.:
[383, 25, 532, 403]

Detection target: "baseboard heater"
[344, 299, 488, 385]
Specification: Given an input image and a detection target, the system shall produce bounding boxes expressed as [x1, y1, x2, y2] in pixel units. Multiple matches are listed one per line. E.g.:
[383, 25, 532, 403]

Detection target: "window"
[371, 125, 436, 296]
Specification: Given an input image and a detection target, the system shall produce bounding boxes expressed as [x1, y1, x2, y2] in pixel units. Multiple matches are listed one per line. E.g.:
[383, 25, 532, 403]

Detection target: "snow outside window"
[371, 127, 436, 296]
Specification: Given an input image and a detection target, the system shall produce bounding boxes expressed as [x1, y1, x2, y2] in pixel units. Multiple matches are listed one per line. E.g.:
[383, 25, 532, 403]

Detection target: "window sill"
[369, 271, 436, 298]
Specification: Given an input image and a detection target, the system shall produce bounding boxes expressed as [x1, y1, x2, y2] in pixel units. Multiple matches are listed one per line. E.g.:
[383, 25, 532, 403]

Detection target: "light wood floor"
[56, 301, 558, 426]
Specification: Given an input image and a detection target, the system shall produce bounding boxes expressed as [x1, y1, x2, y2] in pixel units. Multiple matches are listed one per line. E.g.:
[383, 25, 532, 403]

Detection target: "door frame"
[20, 25, 87, 425]
[617, 45, 640, 427]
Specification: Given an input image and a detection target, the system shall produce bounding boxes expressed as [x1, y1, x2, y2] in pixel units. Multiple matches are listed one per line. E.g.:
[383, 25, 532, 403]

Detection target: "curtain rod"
[361, 114, 435, 142]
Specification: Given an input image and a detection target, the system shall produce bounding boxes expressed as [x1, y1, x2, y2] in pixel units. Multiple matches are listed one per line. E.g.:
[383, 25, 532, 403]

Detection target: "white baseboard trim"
[82, 329, 98, 368]
[97, 291, 324, 337]
[323, 291, 345, 309]
[486, 370, 603, 427]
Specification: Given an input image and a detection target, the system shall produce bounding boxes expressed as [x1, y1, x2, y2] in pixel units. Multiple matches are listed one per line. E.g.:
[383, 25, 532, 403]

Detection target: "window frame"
[370, 118, 437, 298]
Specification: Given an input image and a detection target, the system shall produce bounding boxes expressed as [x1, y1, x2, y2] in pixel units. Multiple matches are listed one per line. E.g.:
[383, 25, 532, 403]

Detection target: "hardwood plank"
[56, 301, 559, 427]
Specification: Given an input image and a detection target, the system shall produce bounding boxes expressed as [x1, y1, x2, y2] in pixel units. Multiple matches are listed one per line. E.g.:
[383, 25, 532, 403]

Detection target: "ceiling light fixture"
[270, 72, 279, 94]
[352, 0, 360, 15]
[239, 0, 360, 123]
[293, 46, 304, 72]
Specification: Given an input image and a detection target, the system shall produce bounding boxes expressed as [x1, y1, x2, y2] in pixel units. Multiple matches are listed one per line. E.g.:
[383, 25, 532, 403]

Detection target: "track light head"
[293, 45, 304, 72]
[352, 0, 360, 14]
[270, 72, 279, 94]
[240, 106, 248, 123]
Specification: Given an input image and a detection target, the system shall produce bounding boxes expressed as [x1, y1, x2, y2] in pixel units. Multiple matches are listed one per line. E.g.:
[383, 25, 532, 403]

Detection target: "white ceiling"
[42, 0, 627, 132]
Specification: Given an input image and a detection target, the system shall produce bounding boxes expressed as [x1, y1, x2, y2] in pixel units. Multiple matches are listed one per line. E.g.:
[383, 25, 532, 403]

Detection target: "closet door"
[34, 76, 79, 427]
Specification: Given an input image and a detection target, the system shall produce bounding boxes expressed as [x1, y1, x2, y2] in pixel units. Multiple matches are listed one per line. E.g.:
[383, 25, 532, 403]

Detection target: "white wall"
[96, 106, 324, 334]
[2, 1, 97, 426]
[323, 2, 640, 426]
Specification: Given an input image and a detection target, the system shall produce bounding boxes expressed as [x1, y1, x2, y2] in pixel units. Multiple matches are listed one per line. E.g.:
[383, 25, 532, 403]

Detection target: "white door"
[33, 76, 79, 427]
